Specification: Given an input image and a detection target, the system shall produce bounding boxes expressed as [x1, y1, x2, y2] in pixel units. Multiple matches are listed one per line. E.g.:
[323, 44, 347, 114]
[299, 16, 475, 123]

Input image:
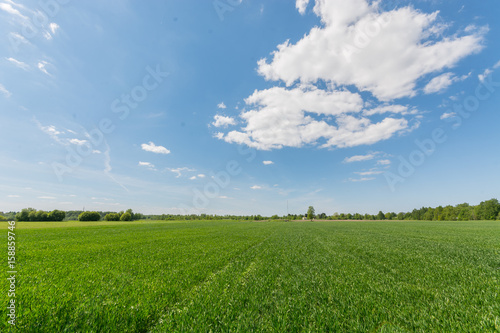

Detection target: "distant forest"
[2, 198, 499, 222]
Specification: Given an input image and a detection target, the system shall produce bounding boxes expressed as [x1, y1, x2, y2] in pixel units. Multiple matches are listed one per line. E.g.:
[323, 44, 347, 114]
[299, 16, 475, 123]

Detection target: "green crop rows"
[1, 220, 499, 332]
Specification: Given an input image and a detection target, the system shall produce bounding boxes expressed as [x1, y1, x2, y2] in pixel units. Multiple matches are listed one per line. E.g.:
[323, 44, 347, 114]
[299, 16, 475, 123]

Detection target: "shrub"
[78, 211, 101, 221]
[104, 213, 120, 221]
[120, 212, 132, 221]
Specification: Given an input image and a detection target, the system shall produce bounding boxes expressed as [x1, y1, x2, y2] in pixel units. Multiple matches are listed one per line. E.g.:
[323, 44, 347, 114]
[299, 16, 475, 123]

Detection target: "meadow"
[1, 220, 499, 332]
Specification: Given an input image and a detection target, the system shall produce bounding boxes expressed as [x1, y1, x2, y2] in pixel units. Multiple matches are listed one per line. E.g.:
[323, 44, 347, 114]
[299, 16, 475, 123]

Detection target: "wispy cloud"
[7, 194, 20, 198]
[344, 153, 378, 163]
[0, 83, 12, 98]
[38, 61, 51, 76]
[138, 161, 155, 169]
[262, 160, 274, 165]
[6, 57, 29, 70]
[141, 142, 171, 154]
[69, 138, 88, 145]
[0, 2, 27, 20]
[217, 102, 227, 109]
[440, 112, 457, 120]
[250, 185, 263, 190]
[354, 170, 383, 176]
[38, 196, 56, 199]
[376, 159, 391, 166]
[103, 142, 129, 192]
[348, 177, 376, 183]
[168, 167, 195, 178]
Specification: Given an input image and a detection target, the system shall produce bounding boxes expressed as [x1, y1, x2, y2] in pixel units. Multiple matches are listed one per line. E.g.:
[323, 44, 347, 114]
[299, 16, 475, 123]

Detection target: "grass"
[1, 220, 499, 332]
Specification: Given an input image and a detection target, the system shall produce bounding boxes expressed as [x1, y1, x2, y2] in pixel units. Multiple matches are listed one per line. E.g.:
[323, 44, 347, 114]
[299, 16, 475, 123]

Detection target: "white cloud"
[7, 195, 20, 198]
[69, 138, 88, 145]
[0, 3, 27, 20]
[197, 174, 206, 178]
[6, 57, 29, 70]
[376, 159, 391, 166]
[258, 1, 486, 101]
[0, 84, 11, 98]
[189, 176, 197, 180]
[296, 0, 310, 15]
[168, 167, 195, 178]
[348, 177, 376, 182]
[250, 185, 263, 190]
[215, 1, 484, 151]
[263, 161, 274, 165]
[354, 170, 383, 176]
[478, 60, 500, 82]
[141, 142, 170, 154]
[92, 150, 102, 154]
[218, 86, 406, 150]
[218, 195, 230, 199]
[38, 61, 51, 76]
[49, 22, 59, 34]
[423, 72, 469, 94]
[479, 69, 493, 83]
[440, 112, 456, 120]
[343, 153, 377, 163]
[217, 102, 227, 109]
[212, 115, 236, 128]
[138, 161, 155, 170]
[38, 196, 56, 199]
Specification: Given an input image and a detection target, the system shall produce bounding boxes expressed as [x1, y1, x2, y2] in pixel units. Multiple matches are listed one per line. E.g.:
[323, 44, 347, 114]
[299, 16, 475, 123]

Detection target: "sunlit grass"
[1, 220, 499, 332]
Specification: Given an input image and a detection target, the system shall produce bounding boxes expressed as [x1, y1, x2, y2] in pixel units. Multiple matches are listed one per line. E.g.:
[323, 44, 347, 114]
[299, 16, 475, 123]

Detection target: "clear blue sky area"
[1, 0, 499, 215]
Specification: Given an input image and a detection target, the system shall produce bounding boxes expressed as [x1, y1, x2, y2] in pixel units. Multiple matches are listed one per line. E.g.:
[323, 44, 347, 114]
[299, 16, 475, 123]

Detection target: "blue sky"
[1, 0, 499, 216]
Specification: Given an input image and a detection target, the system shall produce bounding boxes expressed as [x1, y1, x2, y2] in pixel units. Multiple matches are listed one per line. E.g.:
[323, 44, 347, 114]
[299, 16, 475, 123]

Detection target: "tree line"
[3, 198, 499, 222]
[307, 198, 500, 221]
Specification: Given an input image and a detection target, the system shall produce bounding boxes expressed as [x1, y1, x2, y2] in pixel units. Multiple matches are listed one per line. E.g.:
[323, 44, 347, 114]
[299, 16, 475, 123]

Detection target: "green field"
[2, 220, 500, 332]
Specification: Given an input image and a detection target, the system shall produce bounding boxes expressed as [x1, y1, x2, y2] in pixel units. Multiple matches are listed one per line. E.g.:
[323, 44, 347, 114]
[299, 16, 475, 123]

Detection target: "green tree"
[377, 211, 385, 220]
[16, 208, 35, 221]
[120, 212, 132, 221]
[48, 210, 65, 221]
[126, 209, 134, 220]
[78, 211, 101, 221]
[475, 199, 500, 220]
[307, 206, 315, 220]
[104, 213, 120, 221]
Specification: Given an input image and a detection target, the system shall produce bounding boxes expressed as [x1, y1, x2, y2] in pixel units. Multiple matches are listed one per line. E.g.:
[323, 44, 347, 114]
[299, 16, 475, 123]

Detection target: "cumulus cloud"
[296, 0, 310, 14]
[214, 0, 483, 151]
[141, 142, 170, 154]
[263, 161, 274, 165]
[212, 115, 236, 128]
[217, 102, 227, 109]
[260, 0, 485, 100]
[250, 185, 263, 190]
